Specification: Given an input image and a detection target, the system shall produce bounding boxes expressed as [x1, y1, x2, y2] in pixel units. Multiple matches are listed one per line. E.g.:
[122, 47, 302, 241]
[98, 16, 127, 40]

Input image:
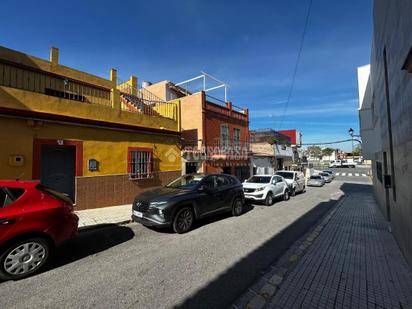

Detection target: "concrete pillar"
[110, 69, 120, 111]
[50, 47, 59, 65]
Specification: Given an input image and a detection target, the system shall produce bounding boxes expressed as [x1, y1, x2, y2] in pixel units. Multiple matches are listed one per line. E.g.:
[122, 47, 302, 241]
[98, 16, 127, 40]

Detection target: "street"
[0, 176, 371, 309]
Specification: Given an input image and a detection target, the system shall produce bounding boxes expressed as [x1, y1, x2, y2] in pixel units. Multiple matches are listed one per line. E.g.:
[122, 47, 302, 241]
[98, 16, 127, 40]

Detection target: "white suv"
[275, 171, 305, 196]
[243, 175, 290, 205]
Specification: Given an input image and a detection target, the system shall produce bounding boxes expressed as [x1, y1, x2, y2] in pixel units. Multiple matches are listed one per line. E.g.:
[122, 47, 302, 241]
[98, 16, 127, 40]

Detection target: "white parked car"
[275, 171, 305, 196]
[329, 160, 356, 168]
[243, 175, 290, 205]
[308, 175, 325, 187]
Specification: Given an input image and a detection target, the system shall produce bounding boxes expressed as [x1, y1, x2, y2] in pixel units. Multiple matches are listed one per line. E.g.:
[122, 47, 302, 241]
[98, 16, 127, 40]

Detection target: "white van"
[275, 171, 305, 196]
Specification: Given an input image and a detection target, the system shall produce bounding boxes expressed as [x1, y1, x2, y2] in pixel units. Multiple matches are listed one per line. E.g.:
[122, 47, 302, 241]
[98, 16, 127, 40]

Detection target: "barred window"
[233, 128, 240, 150]
[221, 124, 229, 148]
[128, 148, 152, 179]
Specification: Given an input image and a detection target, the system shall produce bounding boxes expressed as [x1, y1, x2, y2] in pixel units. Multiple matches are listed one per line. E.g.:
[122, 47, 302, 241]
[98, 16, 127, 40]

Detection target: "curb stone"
[232, 196, 346, 309]
[78, 219, 133, 232]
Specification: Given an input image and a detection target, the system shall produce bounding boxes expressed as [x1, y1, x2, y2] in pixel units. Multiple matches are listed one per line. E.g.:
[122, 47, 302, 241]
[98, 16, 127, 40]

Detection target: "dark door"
[185, 162, 198, 174]
[40, 145, 76, 202]
[222, 166, 231, 175]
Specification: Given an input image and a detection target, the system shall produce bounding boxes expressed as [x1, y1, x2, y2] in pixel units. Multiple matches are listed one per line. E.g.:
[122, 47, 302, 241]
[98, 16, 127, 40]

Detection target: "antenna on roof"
[15, 172, 24, 181]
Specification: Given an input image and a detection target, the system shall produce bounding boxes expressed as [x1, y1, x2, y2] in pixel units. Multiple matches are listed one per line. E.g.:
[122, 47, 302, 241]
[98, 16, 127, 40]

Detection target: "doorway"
[185, 162, 199, 174]
[40, 145, 76, 202]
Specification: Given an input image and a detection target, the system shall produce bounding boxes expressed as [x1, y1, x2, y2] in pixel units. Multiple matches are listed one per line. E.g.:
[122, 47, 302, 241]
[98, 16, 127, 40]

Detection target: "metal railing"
[0, 62, 111, 106]
[118, 81, 178, 120]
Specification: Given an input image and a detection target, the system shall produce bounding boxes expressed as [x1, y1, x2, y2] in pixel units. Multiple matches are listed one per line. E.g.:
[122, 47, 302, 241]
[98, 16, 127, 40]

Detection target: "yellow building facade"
[0, 46, 182, 210]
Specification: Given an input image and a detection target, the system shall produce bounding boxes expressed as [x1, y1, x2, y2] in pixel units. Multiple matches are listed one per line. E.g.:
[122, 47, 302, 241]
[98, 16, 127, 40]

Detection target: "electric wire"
[278, 0, 313, 129]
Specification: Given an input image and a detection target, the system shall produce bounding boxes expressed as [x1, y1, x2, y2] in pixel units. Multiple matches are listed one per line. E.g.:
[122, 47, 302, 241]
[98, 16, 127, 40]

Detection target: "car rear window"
[0, 187, 25, 208]
[310, 176, 322, 180]
[36, 185, 73, 204]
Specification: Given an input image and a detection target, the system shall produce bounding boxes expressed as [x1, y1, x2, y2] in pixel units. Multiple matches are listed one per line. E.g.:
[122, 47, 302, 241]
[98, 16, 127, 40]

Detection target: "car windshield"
[310, 176, 322, 180]
[276, 172, 293, 179]
[319, 173, 328, 176]
[246, 176, 272, 183]
[166, 174, 205, 189]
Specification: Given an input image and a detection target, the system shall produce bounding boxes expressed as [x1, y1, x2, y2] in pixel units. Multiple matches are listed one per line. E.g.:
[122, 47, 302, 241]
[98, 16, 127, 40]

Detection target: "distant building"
[358, 0, 412, 267]
[279, 129, 303, 166]
[249, 129, 295, 175]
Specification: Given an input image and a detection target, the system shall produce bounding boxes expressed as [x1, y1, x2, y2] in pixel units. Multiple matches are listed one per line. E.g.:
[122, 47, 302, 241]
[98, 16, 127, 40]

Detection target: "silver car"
[319, 172, 333, 183]
[322, 170, 334, 179]
[307, 175, 325, 187]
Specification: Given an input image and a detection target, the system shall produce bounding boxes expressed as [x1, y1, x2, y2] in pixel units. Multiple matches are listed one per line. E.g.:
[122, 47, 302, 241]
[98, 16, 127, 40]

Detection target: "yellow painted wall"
[0, 117, 181, 180]
[0, 86, 180, 132]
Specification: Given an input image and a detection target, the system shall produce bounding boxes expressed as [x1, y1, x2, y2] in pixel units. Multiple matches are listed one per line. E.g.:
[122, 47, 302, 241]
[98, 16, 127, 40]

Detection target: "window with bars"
[233, 128, 240, 150]
[128, 148, 153, 179]
[221, 124, 229, 148]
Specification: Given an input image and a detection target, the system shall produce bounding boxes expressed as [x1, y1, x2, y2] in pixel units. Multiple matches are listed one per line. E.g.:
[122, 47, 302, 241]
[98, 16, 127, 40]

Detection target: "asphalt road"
[326, 166, 372, 183]
[0, 177, 371, 309]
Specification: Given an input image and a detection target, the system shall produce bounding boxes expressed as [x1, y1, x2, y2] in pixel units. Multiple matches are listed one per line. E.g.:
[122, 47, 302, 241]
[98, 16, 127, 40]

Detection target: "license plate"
[133, 210, 143, 218]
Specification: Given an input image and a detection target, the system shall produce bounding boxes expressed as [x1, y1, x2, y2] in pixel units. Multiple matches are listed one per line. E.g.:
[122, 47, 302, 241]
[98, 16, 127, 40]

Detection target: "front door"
[40, 145, 76, 202]
[185, 162, 198, 174]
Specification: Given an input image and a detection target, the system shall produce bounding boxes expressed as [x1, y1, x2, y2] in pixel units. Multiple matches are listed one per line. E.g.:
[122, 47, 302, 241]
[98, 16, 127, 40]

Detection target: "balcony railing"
[118, 82, 178, 120]
[0, 62, 111, 107]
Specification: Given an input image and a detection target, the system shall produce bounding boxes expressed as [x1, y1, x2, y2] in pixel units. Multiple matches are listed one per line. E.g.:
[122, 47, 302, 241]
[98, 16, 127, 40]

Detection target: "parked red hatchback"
[0, 180, 78, 280]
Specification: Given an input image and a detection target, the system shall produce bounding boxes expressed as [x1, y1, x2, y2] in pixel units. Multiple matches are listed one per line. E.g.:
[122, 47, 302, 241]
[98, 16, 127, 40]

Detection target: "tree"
[353, 144, 362, 156]
[306, 146, 322, 159]
[322, 147, 335, 157]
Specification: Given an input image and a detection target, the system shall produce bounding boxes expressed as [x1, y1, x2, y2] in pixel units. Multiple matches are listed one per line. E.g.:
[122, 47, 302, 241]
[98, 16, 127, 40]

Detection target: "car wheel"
[173, 207, 194, 234]
[232, 198, 243, 216]
[283, 190, 290, 201]
[0, 238, 51, 281]
[264, 192, 274, 206]
[291, 187, 296, 197]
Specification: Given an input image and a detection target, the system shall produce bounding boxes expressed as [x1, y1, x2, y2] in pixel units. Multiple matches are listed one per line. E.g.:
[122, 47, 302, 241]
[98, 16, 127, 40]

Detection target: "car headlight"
[256, 187, 265, 192]
[150, 201, 168, 206]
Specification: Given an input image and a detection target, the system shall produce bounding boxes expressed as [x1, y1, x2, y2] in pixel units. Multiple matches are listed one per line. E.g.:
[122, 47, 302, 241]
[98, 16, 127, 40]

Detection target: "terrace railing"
[118, 81, 178, 121]
[0, 61, 111, 106]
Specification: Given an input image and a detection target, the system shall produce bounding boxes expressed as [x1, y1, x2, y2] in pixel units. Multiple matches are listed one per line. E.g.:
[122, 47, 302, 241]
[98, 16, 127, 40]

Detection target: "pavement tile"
[264, 190, 412, 309]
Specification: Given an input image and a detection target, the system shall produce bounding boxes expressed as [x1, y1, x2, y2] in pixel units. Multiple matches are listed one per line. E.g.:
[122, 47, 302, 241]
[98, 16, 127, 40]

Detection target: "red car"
[0, 180, 78, 280]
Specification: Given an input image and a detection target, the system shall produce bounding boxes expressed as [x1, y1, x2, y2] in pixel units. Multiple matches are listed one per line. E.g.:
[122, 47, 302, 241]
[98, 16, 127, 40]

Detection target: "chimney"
[50, 47, 59, 65]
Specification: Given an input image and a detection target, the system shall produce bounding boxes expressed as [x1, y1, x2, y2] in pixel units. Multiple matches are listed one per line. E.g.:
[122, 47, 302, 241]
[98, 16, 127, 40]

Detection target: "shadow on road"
[150, 203, 255, 234]
[51, 224, 135, 269]
[177, 183, 372, 309]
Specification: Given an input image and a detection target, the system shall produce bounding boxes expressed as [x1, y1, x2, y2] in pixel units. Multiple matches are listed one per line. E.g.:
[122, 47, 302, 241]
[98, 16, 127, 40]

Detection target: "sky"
[0, 0, 373, 151]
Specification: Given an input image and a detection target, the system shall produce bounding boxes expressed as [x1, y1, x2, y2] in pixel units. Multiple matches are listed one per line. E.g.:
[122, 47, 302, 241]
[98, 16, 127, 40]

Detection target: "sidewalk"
[237, 188, 412, 309]
[75, 204, 132, 228]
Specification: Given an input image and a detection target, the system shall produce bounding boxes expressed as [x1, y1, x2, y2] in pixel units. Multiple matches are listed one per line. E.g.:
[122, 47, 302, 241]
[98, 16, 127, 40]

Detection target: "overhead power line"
[302, 138, 362, 146]
[278, 0, 313, 129]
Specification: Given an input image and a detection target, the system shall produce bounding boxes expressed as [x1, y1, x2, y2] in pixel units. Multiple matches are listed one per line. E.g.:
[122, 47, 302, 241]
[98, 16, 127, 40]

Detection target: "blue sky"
[0, 0, 373, 151]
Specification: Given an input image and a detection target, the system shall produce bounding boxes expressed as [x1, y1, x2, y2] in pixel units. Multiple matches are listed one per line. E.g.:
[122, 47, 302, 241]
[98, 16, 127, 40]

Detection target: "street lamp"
[348, 128, 355, 163]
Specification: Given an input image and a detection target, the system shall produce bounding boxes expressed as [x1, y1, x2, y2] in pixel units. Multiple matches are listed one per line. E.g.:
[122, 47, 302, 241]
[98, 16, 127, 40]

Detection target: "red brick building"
[144, 81, 250, 180]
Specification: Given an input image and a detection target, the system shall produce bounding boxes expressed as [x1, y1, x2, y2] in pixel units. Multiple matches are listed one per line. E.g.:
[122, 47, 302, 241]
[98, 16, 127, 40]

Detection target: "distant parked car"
[322, 170, 335, 179]
[243, 175, 290, 205]
[0, 180, 79, 280]
[307, 175, 326, 187]
[275, 171, 305, 196]
[329, 160, 356, 168]
[319, 172, 333, 183]
[132, 174, 244, 233]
